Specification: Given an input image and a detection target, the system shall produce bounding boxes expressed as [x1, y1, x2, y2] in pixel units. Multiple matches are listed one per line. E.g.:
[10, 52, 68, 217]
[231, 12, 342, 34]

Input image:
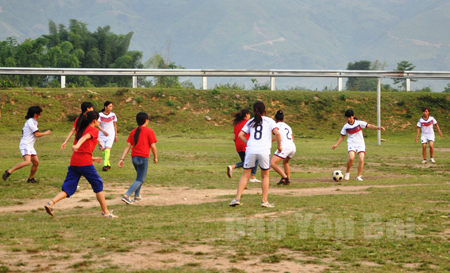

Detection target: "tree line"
[0, 19, 183, 88]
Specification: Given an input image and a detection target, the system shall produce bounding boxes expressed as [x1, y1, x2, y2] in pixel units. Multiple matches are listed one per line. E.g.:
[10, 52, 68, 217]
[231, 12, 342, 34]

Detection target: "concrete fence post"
[270, 77, 276, 91]
[338, 77, 343, 91]
[61, 76, 66, 88]
[202, 76, 207, 90]
[132, 76, 137, 88]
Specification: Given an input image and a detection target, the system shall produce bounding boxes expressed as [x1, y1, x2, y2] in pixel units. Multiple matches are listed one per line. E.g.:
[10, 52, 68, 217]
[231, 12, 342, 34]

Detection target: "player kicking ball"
[332, 109, 385, 181]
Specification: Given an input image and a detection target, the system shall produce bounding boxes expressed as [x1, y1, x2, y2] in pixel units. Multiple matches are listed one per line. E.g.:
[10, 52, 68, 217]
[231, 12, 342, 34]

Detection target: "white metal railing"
[1, 67, 450, 91]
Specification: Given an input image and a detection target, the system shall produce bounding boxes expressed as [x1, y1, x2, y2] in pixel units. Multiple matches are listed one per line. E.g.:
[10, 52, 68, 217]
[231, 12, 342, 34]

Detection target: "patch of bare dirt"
[0, 184, 433, 215]
[0, 243, 329, 273]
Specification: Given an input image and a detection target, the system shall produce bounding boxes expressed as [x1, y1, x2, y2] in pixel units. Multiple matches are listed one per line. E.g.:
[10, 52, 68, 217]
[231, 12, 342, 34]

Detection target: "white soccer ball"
[332, 170, 343, 182]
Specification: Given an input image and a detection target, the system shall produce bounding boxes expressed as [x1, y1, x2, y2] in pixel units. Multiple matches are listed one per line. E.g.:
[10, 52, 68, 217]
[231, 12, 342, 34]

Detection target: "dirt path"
[0, 183, 430, 214]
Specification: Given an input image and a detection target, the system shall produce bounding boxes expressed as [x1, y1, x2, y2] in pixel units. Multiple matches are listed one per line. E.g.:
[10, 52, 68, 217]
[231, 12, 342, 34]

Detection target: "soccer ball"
[332, 170, 343, 182]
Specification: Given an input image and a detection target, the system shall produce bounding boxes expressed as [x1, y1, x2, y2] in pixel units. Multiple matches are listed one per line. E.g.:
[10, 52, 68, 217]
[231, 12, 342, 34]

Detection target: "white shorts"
[244, 153, 271, 170]
[274, 146, 296, 159]
[348, 144, 365, 154]
[421, 135, 435, 144]
[20, 146, 37, 156]
[98, 137, 114, 149]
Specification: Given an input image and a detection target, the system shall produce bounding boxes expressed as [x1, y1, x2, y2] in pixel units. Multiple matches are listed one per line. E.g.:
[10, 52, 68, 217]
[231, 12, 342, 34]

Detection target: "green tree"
[392, 61, 416, 91]
[144, 52, 184, 88]
[346, 60, 386, 91]
[443, 83, 450, 93]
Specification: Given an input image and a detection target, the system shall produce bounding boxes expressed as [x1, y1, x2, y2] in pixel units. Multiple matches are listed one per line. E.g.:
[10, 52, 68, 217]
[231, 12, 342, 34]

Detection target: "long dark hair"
[76, 102, 94, 130]
[275, 110, 284, 122]
[233, 108, 250, 126]
[248, 101, 266, 128]
[101, 101, 112, 112]
[25, 106, 42, 119]
[76, 111, 99, 141]
[134, 112, 149, 145]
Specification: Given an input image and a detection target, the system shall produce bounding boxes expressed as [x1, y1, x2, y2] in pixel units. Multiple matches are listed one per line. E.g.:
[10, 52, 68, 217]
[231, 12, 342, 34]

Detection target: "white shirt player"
[277, 122, 295, 149]
[98, 112, 117, 139]
[19, 118, 39, 149]
[340, 120, 368, 146]
[417, 116, 437, 138]
[242, 116, 278, 154]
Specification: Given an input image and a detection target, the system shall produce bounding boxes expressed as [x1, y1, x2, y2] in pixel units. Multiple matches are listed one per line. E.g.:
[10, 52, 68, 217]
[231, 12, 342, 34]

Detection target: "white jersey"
[277, 122, 295, 149]
[242, 116, 278, 154]
[19, 118, 39, 148]
[98, 112, 117, 139]
[340, 120, 368, 146]
[417, 116, 437, 137]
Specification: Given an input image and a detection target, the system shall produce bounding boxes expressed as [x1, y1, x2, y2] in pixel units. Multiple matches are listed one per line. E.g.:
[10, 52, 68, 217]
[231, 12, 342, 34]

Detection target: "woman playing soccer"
[415, 107, 442, 164]
[332, 109, 385, 181]
[3, 106, 51, 183]
[98, 101, 118, 171]
[44, 111, 117, 218]
[229, 101, 281, 208]
[118, 112, 158, 204]
[61, 101, 94, 150]
[270, 110, 296, 186]
[227, 108, 260, 183]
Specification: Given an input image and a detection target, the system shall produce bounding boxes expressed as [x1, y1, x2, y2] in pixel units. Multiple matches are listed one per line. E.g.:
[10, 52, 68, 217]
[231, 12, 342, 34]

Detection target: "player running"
[98, 101, 118, 171]
[226, 108, 260, 183]
[118, 112, 158, 205]
[270, 110, 296, 186]
[332, 109, 385, 181]
[3, 106, 51, 183]
[415, 107, 442, 164]
[61, 101, 94, 150]
[44, 111, 117, 218]
[229, 101, 281, 208]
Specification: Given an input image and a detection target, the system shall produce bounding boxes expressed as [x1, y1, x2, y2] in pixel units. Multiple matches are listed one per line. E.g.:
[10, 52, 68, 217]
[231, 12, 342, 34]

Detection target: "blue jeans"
[235, 151, 257, 176]
[125, 157, 149, 197]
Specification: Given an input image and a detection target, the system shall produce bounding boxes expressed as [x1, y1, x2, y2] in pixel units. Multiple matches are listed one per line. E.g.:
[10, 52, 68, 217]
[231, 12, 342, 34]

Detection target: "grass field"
[1, 88, 450, 272]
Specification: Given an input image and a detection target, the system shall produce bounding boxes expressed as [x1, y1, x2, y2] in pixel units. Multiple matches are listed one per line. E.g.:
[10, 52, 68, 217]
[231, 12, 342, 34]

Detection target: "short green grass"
[0, 88, 450, 272]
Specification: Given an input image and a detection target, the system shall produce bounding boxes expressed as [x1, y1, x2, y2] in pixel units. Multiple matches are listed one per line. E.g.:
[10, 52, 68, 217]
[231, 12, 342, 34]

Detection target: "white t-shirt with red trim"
[242, 116, 278, 154]
[98, 112, 117, 139]
[340, 120, 368, 146]
[19, 118, 39, 148]
[417, 116, 437, 138]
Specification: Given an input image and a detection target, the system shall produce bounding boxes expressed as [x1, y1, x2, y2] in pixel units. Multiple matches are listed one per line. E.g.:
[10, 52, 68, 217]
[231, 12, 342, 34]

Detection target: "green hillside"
[2, 88, 449, 139]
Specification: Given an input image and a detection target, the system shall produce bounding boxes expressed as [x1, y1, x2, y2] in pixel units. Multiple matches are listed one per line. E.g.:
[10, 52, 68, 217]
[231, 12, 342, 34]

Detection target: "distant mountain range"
[1, 0, 449, 90]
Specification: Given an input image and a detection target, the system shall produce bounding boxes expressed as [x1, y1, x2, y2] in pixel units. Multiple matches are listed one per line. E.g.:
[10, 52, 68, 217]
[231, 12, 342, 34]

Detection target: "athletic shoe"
[134, 196, 143, 202]
[107, 166, 111, 170]
[356, 176, 363, 181]
[27, 178, 38, 183]
[430, 158, 435, 163]
[422, 159, 427, 164]
[121, 196, 133, 205]
[101, 210, 118, 218]
[229, 199, 241, 207]
[344, 173, 350, 181]
[261, 201, 275, 208]
[227, 165, 232, 178]
[44, 202, 54, 216]
[2, 170, 11, 181]
[102, 166, 108, 171]
[277, 177, 290, 185]
[249, 178, 261, 183]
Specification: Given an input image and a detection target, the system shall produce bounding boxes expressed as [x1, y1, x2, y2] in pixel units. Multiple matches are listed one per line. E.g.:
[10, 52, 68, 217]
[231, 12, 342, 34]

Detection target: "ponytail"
[101, 101, 112, 112]
[76, 102, 94, 131]
[233, 108, 250, 126]
[248, 101, 265, 128]
[134, 112, 149, 145]
[76, 111, 99, 141]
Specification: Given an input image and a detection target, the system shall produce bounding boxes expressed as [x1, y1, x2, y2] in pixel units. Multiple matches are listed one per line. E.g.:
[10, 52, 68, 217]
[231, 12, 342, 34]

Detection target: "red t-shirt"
[70, 126, 98, 166]
[127, 126, 157, 158]
[73, 117, 79, 129]
[234, 120, 250, 153]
